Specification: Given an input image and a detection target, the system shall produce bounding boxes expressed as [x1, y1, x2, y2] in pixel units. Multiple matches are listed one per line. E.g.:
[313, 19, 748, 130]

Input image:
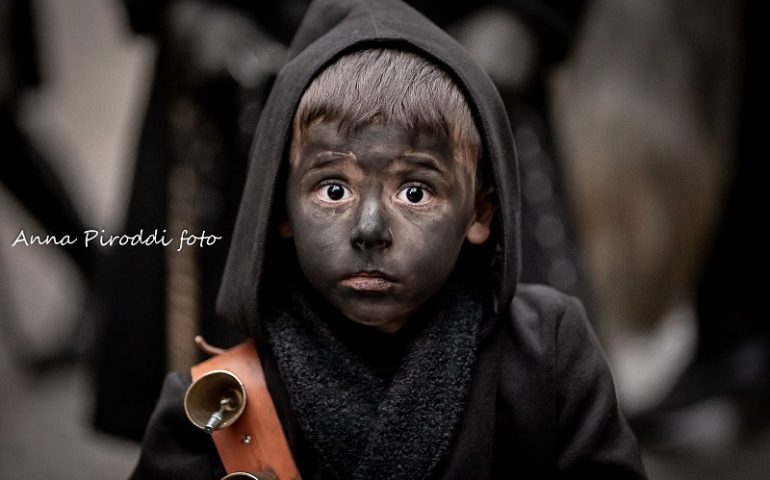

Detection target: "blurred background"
[0, 0, 763, 478]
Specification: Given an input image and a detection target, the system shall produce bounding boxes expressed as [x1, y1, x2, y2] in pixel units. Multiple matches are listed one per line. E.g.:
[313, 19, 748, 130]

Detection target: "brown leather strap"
[191, 341, 300, 480]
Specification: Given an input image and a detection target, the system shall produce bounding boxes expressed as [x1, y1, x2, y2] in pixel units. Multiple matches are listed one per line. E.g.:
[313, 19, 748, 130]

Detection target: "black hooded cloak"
[130, 1, 646, 478]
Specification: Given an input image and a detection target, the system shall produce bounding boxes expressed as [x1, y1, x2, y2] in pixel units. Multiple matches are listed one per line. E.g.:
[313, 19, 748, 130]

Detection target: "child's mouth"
[340, 272, 394, 292]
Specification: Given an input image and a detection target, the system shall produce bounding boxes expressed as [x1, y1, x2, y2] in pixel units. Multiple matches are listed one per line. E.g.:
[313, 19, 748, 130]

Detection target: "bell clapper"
[205, 389, 240, 434]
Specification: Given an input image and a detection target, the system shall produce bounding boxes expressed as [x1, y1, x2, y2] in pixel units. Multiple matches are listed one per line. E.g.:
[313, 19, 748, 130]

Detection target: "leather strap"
[191, 341, 300, 480]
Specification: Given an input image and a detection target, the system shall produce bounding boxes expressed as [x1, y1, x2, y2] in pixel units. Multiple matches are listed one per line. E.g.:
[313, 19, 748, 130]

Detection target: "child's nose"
[350, 195, 392, 251]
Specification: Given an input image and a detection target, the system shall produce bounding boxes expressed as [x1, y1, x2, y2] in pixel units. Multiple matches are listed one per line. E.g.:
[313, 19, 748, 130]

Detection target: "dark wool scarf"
[263, 280, 485, 480]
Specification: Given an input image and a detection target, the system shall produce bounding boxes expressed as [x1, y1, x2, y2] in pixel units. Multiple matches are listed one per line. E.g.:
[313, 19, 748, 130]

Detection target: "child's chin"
[341, 308, 411, 334]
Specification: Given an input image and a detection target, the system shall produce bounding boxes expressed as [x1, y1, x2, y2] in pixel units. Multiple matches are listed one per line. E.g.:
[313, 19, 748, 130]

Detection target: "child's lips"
[340, 272, 395, 292]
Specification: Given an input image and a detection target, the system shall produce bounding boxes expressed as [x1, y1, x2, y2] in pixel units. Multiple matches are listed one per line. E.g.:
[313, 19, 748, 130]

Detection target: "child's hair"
[291, 48, 483, 189]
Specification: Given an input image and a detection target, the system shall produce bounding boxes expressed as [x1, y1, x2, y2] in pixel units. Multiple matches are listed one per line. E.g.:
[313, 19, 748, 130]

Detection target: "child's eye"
[316, 183, 352, 202]
[396, 185, 433, 205]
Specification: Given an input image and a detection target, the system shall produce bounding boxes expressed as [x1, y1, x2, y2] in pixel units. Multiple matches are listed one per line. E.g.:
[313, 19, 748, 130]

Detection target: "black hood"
[217, 0, 520, 338]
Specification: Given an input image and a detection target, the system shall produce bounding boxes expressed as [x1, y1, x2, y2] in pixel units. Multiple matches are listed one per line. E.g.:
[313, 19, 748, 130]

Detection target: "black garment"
[132, 0, 645, 477]
[262, 278, 486, 480]
[131, 286, 644, 479]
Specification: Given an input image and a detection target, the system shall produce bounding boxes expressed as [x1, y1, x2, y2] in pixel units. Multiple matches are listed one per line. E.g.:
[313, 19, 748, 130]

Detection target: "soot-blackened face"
[282, 120, 493, 333]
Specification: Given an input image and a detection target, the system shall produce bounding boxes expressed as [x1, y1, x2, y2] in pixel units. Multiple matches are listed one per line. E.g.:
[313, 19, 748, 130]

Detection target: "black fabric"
[131, 0, 645, 478]
[263, 279, 485, 480]
[131, 286, 646, 479]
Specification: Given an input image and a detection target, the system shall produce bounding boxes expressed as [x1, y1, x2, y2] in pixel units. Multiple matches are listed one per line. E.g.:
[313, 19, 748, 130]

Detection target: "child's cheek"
[305, 202, 355, 223]
[395, 200, 458, 233]
[295, 205, 352, 246]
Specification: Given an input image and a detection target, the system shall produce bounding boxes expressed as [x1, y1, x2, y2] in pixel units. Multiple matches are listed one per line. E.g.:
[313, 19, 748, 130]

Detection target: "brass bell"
[220, 472, 277, 480]
[184, 369, 247, 433]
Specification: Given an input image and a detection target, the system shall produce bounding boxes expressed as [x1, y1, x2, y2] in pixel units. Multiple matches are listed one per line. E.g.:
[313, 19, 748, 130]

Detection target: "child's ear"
[466, 186, 496, 245]
[277, 220, 293, 239]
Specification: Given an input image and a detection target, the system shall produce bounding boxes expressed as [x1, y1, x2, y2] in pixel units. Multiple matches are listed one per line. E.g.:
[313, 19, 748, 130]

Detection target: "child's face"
[281, 120, 492, 333]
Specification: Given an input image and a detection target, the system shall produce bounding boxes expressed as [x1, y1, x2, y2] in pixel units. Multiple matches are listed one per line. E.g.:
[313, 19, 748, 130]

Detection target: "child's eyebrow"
[389, 152, 448, 175]
[304, 151, 358, 170]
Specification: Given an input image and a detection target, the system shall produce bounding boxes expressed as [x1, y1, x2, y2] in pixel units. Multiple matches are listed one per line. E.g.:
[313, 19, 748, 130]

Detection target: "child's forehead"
[288, 119, 478, 185]
[288, 119, 482, 179]
[301, 119, 454, 154]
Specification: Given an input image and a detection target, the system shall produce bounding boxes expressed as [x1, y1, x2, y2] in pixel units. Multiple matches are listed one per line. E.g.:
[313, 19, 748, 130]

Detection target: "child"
[130, 0, 646, 478]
